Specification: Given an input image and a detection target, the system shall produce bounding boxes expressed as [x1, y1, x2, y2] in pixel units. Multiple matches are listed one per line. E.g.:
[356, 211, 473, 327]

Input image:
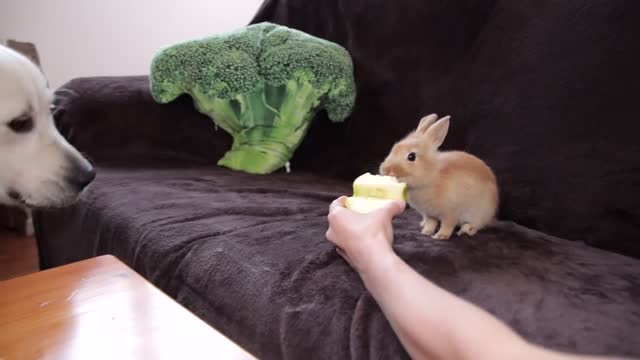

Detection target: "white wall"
[0, 0, 264, 88]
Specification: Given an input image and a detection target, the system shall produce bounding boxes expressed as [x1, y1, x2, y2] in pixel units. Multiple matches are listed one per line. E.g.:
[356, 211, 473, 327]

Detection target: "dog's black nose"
[68, 166, 96, 190]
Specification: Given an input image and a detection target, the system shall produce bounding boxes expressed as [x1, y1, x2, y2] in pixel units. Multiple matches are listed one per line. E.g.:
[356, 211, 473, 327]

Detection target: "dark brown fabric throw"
[35, 167, 640, 359]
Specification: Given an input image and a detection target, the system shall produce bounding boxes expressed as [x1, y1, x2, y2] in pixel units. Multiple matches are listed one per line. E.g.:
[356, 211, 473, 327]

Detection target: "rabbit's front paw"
[421, 218, 438, 235]
[432, 232, 452, 240]
[432, 219, 455, 239]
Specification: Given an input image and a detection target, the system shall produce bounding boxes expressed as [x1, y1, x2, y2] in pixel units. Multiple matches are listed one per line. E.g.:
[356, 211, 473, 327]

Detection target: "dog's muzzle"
[65, 157, 96, 191]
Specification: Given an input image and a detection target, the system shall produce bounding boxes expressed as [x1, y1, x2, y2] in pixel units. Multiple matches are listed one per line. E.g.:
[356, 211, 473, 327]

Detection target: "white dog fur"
[0, 44, 94, 208]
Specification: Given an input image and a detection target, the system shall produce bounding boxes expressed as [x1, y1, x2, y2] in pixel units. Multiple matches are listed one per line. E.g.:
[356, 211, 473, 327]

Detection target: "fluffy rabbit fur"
[380, 114, 498, 239]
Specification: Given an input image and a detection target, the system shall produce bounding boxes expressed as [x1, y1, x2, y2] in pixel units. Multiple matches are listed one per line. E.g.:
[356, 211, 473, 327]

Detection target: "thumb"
[377, 200, 406, 219]
[329, 196, 348, 214]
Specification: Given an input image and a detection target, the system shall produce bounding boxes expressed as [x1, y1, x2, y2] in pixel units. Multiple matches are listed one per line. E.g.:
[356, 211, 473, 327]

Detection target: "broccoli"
[150, 22, 356, 174]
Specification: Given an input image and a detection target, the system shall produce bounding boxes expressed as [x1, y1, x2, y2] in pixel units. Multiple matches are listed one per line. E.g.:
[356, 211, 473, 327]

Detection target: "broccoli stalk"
[193, 76, 325, 173]
[150, 23, 356, 174]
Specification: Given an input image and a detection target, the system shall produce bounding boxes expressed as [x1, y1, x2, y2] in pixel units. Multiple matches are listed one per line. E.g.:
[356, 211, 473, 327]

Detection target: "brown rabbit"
[379, 114, 498, 239]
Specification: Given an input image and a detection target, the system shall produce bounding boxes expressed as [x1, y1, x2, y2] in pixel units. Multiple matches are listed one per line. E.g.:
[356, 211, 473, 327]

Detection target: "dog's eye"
[407, 152, 416, 162]
[8, 117, 34, 133]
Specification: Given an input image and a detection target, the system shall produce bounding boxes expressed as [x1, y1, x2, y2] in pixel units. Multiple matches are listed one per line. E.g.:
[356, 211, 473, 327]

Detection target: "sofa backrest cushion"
[252, 0, 640, 257]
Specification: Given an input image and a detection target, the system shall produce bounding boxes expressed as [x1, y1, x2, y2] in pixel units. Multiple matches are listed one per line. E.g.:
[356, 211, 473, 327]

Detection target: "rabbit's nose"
[380, 164, 393, 176]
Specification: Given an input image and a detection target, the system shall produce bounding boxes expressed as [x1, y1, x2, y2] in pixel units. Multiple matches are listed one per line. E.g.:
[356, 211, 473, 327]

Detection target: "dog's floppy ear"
[416, 114, 438, 134]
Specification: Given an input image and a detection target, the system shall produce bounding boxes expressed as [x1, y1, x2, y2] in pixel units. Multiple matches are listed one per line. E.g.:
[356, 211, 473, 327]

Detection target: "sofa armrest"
[53, 76, 232, 166]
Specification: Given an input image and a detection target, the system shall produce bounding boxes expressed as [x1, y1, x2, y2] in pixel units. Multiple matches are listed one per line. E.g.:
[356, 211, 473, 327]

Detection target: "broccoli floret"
[150, 22, 356, 174]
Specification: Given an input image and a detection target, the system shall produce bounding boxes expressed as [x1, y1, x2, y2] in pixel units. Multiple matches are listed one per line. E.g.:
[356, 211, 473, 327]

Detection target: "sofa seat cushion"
[35, 167, 640, 359]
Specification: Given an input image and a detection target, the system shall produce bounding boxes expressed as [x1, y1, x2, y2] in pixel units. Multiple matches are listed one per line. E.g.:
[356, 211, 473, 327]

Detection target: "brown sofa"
[35, 0, 640, 358]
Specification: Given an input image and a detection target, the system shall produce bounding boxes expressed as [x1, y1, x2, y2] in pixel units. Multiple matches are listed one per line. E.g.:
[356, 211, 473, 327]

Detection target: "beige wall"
[0, 0, 263, 88]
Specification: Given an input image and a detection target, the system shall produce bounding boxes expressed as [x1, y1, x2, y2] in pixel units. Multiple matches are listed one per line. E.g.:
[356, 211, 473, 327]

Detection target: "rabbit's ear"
[424, 116, 450, 150]
[416, 114, 438, 134]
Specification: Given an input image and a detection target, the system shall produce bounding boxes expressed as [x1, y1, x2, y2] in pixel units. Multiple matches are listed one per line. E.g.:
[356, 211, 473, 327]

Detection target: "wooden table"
[0, 255, 256, 360]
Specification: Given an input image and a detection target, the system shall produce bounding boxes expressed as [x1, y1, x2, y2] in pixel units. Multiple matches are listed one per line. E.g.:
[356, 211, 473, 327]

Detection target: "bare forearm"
[359, 253, 627, 360]
[325, 198, 625, 360]
[359, 253, 530, 360]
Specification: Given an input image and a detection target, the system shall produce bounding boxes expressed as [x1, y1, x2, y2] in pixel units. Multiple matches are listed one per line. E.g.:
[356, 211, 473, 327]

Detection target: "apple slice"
[345, 173, 407, 213]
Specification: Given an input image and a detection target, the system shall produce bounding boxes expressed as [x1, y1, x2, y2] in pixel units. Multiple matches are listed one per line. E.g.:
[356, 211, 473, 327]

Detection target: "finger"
[387, 200, 406, 217]
[336, 247, 352, 265]
[325, 228, 335, 243]
[374, 200, 406, 219]
[328, 197, 349, 224]
[329, 196, 348, 213]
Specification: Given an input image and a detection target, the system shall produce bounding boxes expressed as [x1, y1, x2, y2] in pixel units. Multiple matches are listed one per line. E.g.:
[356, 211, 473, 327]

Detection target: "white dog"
[0, 45, 94, 208]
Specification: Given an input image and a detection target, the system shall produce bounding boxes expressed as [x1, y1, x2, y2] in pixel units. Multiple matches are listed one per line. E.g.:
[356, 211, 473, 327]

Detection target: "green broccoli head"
[150, 22, 356, 174]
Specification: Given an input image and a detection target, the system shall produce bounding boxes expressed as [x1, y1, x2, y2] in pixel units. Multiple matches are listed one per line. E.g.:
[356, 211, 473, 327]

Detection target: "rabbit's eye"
[407, 152, 416, 162]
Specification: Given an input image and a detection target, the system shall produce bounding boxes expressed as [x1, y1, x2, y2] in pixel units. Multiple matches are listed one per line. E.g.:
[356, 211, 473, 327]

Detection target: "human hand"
[325, 196, 406, 274]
